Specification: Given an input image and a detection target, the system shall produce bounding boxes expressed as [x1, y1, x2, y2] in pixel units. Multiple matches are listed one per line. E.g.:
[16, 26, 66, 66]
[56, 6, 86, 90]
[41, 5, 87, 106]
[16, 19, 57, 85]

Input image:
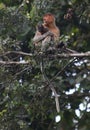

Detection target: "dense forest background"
[0, 0, 90, 130]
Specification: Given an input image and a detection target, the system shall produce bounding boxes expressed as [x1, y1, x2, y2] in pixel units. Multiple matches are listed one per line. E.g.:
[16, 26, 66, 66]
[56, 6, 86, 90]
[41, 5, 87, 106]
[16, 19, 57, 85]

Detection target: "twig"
[0, 61, 29, 65]
[49, 51, 90, 58]
[0, 51, 33, 57]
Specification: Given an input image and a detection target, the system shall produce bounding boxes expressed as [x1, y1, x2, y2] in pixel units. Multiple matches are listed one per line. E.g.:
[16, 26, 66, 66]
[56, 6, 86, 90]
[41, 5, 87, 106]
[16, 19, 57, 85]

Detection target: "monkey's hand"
[33, 31, 54, 43]
[37, 24, 49, 34]
[48, 31, 54, 37]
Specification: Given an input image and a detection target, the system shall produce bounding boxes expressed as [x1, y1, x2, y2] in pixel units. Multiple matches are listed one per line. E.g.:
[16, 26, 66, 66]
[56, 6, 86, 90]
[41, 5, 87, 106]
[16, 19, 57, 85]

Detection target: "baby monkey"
[37, 22, 49, 34]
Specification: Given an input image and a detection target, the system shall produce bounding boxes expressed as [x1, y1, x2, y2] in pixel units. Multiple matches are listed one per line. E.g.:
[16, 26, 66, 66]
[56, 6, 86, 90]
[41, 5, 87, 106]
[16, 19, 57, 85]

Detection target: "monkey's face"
[43, 15, 55, 26]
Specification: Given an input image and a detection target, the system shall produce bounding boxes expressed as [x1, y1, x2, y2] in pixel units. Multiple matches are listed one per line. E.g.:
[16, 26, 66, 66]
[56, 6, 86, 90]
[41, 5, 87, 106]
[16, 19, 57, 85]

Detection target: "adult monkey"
[33, 13, 60, 51]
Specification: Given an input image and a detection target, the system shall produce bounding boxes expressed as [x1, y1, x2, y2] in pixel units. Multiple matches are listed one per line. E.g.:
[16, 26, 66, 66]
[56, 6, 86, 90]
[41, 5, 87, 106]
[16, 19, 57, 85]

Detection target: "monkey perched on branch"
[33, 12, 77, 53]
[33, 13, 60, 52]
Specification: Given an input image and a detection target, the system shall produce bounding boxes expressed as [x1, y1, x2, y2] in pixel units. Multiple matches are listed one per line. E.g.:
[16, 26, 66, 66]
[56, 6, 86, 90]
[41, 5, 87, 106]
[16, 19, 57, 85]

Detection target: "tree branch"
[1, 51, 90, 58]
[50, 85, 60, 113]
[0, 51, 33, 57]
[68, 92, 90, 98]
[0, 51, 90, 65]
[49, 51, 90, 58]
[0, 61, 29, 65]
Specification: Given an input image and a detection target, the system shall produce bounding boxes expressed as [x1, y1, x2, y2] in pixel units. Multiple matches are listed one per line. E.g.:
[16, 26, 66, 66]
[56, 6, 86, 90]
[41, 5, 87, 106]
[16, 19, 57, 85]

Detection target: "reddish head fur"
[43, 13, 55, 26]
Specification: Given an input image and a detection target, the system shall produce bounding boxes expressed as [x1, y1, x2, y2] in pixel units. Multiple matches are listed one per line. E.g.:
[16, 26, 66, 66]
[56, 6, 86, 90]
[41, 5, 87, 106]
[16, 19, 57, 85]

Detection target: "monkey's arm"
[33, 31, 53, 43]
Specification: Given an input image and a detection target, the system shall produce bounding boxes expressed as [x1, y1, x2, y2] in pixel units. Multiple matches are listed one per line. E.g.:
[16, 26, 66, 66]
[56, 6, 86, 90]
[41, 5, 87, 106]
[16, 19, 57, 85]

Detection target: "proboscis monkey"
[33, 13, 60, 51]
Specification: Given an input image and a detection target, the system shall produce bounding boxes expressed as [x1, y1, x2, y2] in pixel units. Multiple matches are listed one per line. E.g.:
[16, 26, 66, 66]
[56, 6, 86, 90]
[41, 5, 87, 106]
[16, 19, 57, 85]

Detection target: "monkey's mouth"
[43, 22, 47, 25]
[43, 22, 49, 26]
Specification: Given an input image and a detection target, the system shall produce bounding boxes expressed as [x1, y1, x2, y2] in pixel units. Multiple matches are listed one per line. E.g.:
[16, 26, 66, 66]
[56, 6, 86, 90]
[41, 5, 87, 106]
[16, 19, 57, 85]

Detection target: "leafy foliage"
[0, 0, 90, 130]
